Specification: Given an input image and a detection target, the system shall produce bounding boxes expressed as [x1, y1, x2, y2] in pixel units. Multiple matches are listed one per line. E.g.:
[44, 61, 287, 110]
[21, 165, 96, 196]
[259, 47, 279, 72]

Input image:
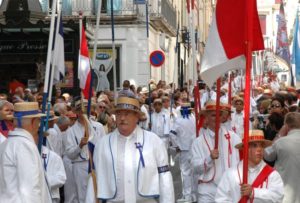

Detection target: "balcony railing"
[149, 0, 177, 36]
[40, 0, 138, 17]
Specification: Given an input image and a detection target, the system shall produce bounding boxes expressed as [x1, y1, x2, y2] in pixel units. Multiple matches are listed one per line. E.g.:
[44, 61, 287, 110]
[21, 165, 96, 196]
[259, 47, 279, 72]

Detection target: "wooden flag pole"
[241, 0, 254, 202]
[214, 78, 221, 149]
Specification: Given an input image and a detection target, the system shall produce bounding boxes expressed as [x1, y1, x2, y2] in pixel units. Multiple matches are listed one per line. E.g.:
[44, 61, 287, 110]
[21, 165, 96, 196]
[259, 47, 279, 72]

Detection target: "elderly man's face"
[116, 110, 139, 136]
[0, 104, 14, 120]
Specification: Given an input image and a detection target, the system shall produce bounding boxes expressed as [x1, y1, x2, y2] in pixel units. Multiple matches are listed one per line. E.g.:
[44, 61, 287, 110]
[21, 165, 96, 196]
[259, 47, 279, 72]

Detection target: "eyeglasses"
[99, 106, 105, 109]
[270, 104, 281, 109]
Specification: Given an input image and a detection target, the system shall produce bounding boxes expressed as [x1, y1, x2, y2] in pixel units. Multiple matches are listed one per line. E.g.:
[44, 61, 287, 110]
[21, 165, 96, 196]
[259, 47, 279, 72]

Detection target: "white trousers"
[197, 182, 217, 203]
[179, 151, 193, 201]
[73, 161, 89, 203]
[63, 156, 79, 203]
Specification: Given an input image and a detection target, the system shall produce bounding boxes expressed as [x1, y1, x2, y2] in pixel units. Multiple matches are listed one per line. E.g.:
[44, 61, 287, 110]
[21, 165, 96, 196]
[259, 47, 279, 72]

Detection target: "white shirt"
[191, 127, 241, 201]
[231, 111, 245, 138]
[47, 124, 63, 157]
[0, 133, 6, 144]
[170, 115, 196, 151]
[215, 161, 284, 203]
[139, 104, 150, 130]
[42, 146, 66, 200]
[151, 111, 170, 137]
[65, 119, 105, 162]
[85, 126, 175, 203]
[0, 128, 52, 203]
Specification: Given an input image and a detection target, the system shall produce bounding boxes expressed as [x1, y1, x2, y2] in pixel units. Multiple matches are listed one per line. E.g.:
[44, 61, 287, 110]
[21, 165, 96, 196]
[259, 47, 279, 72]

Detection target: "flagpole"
[110, 0, 117, 105]
[191, 0, 197, 85]
[146, 0, 152, 130]
[87, 0, 103, 118]
[47, 4, 62, 119]
[171, 23, 180, 117]
[241, 0, 254, 202]
[38, 0, 58, 153]
[214, 78, 221, 149]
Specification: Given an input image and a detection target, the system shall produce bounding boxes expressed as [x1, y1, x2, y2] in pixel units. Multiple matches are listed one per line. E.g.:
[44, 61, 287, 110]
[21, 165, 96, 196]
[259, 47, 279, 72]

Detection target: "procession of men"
[0, 72, 300, 203]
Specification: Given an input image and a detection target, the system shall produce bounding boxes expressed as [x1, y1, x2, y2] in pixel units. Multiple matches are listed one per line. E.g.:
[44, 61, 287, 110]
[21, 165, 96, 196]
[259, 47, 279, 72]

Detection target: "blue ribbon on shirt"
[181, 107, 190, 119]
[14, 110, 40, 127]
[135, 142, 145, 168]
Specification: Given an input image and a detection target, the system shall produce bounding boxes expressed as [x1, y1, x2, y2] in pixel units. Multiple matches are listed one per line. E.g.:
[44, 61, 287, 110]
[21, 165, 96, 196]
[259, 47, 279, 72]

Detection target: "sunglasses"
[99, 106, 106, 109]
[270, 104, 281, 109]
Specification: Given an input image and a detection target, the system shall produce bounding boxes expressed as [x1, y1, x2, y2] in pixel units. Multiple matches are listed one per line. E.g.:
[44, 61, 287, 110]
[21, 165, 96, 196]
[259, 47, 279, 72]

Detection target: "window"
[259, 15, 266, 35]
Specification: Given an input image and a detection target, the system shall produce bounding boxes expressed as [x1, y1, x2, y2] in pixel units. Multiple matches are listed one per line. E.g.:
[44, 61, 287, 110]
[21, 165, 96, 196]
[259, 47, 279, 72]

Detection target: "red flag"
[78, 25, 91, 99]
[200, 0, 264, 87]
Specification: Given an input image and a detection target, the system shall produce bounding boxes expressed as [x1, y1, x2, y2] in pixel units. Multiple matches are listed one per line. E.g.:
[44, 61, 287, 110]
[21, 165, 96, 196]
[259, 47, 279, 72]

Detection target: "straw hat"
[153, 98, 162, 104]
[8, 102, 45, 123]
[263, 89, 273, 96]
[200, 101, 217, 114]
[233, 96, 244, 104]
[220, 103, 232, 112]
[201, 101, 233, 114]
[113, 97, 142, 115]
[47, 111, 59, 121]
[181, 102, 192, 108]
[235, 130, 272, 149]
[140, 87, 149, 94]
[72, 97, 96, 111]
[254, 86, 264, 93]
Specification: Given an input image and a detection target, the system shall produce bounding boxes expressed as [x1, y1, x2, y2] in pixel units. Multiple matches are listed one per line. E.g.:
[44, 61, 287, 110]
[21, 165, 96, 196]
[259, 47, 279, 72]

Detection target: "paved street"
[169, 150, 183, 201]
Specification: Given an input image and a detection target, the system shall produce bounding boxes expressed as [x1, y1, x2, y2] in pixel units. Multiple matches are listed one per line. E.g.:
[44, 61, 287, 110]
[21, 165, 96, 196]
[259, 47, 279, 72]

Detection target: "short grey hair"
[0, 100, 13, 110]
[56, 116, 70, 127]
[53, 103, 67, 116]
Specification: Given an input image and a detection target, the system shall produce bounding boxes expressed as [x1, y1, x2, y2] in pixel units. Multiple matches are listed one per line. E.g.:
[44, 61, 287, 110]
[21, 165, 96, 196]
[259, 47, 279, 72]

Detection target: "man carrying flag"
[191, 101, 241, 202]
[65, 97, 105, 203]
[215, 130, 284, 203]
[199, 0, 264, 202]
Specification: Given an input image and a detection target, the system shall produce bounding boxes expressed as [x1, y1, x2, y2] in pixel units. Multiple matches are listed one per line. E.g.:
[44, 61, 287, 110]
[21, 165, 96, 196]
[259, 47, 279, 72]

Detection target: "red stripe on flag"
[216, 0, 264, 59]
[83, 71, 91, 99]
[81, 26, 89, 58]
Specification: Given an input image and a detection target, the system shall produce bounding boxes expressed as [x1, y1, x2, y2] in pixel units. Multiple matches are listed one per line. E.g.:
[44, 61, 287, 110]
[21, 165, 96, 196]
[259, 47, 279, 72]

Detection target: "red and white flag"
[200, 0, 264, 87]
[78, 25, 91, 99]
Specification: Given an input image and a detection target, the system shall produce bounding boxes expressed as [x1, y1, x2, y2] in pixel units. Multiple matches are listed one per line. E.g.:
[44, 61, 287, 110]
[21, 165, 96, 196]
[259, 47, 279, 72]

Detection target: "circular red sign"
[149, 50, 165, 67]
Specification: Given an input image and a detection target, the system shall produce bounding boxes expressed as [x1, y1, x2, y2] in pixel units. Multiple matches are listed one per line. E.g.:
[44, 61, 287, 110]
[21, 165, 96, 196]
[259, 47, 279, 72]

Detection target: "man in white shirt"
[191, 101, 241, 202]
[150, 98, 171, 150]
[65, 98, 105, 203]
[231, 97, 245, 138]
[215, 130, 284, 203]
[42, 146, 66, 203]
[170, 102, 196, 202]
[0, 102, 52, 203]
[86, 96, 174, 203]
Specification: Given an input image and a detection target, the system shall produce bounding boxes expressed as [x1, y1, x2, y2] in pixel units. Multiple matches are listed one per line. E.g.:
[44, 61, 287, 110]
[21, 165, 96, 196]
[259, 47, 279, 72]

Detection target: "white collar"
[117, 127, 137, 141]
[248, 160, 265, 173]
[8, 128, 35, 143]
